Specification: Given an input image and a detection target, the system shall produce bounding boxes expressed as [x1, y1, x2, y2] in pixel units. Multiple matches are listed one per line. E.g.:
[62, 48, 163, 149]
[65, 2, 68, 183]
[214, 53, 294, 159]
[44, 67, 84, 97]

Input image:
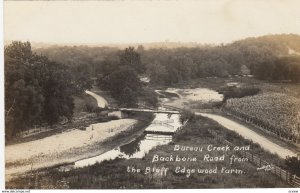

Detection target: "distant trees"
[71, 64, 93, 93]
[35, 34, 300, 85]
[254, 56, 300, 82]
[5, 41, 83, 138]
[119, 47, 144, 73]
[146, 62, 167, 85]
[218, 86, 260, 102]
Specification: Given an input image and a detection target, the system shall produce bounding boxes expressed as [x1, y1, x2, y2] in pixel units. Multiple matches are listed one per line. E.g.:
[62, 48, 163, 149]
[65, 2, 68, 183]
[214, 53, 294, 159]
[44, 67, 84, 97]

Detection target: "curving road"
[196, 112, 297, 159]
[85, 90, 108, 108]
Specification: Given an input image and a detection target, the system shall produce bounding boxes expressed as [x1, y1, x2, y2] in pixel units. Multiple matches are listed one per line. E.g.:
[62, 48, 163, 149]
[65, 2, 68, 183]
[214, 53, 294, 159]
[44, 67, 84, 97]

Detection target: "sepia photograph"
[2, 0, 300, 190]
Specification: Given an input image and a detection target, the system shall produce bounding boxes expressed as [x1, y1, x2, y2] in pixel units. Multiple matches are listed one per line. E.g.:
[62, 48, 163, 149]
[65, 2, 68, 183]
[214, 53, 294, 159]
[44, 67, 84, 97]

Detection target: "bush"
[180, 109, 195, 124]
[83, 96, 98, 113]
[218, 86, 260, 102]
[285, 156, 300, 176]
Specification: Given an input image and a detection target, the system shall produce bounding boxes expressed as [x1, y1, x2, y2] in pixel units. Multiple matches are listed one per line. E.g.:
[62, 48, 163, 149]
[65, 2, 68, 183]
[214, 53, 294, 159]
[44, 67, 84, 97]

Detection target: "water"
[74, 113, 182, 168]
[145, 113, 182, 133]
[73, 88, 222, 168]
[181, 88, 223, 102]
[159, 88, 223, 109]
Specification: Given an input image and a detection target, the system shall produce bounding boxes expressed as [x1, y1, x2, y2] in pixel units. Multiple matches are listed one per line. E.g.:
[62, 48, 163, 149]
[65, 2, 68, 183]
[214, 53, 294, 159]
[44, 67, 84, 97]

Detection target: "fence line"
[207, 129, 300, 188]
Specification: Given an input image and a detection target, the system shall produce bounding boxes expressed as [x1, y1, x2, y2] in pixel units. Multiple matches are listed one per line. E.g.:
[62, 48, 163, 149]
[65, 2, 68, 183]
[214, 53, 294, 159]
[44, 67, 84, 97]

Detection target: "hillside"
[231, 34, 300, 56]
[32, 34, 300, 83]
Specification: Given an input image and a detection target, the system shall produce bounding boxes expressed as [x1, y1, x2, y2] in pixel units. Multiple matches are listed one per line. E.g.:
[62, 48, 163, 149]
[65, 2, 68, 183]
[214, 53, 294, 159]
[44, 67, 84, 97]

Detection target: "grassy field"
[6, 115, 290, 189]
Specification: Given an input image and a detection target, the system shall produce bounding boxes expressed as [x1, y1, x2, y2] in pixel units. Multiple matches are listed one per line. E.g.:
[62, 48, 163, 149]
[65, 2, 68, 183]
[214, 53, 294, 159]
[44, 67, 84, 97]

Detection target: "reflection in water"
[74, 113, 181, 168]
[74, 133, 172, 168]
[119, 134, 144, 156]
[72, 88, 223, 169]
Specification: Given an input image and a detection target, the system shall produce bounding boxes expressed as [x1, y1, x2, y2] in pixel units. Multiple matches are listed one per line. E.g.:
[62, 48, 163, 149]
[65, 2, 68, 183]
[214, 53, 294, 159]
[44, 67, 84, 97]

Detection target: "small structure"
[108, 110, 127, 119]
[97, 109, 109, 117]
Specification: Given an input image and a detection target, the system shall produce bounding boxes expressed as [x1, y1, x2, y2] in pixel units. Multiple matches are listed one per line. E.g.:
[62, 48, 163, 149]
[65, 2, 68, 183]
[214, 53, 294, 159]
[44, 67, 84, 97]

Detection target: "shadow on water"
[73, 113, 181, 169]
[119, 134, 144, 156]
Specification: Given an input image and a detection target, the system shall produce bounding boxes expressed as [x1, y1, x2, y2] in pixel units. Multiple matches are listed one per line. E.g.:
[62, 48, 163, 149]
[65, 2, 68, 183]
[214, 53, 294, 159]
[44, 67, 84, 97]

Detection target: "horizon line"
[4, 33, 300, 47]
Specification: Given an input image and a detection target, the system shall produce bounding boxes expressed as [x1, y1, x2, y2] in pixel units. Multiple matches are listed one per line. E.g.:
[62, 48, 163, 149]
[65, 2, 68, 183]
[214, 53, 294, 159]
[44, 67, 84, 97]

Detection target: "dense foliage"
[7, 34, 300, 136]
[97, 47, 146, 107]
[285, 156, 300, 176]
[254, 56, 300, 82]
[218, 86, 260, 102]
[35, 34, 300, 84]
[5, 42, 89, 138]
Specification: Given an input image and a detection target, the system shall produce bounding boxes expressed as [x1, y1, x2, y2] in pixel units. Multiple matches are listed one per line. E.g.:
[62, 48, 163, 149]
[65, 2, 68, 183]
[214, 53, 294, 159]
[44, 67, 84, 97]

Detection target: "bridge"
[150, 122, 174, 129]
[109, 107, 181, 114]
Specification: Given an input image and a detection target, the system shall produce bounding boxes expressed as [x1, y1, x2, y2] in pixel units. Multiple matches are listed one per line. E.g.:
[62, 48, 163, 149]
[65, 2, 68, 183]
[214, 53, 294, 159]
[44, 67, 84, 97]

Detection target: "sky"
[4, 0, 300, 45]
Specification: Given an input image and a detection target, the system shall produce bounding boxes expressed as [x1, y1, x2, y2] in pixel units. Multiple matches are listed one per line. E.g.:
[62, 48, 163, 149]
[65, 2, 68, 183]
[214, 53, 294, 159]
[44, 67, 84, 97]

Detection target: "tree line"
[6, 34, 300, 137]
[5, 42, 92, 139]
[35, 34, 300, 85]
[5, 42, 153, 139]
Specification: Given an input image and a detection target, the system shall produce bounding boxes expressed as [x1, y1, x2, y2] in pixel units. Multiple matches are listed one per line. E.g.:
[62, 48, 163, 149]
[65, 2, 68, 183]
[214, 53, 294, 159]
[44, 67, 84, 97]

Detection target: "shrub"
[218, 86, 260, 102]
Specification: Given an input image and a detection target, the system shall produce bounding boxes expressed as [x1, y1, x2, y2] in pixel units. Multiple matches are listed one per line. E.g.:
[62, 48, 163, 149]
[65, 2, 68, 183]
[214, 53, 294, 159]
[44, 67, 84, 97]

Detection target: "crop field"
[224, 93, 300, 143]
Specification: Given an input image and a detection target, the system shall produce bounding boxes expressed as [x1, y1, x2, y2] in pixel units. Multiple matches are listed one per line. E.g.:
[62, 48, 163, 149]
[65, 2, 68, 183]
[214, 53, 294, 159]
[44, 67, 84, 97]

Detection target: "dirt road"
[85, 90, 108, 108]
[196, 112, 297, 159]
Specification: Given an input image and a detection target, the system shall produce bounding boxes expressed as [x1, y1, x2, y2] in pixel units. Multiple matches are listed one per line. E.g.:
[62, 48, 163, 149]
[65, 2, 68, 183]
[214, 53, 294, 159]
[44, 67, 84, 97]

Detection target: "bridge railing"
[162, 105, 183, 111]
[150, 122, 174, 129]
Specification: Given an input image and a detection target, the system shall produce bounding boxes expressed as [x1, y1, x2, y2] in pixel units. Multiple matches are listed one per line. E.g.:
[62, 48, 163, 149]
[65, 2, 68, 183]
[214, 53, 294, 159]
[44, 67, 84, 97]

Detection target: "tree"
[120, 86, 138, 107]
[5, 42, 44, 137]
[42, 62, 75, 124]
[5, 41, 77, 138]
[146, 62, 167, 85]
[96, 47, 145, 107]
[98, 65, 142, 107]
[71, 64, 93, 93]
[119, 47, 143, 73]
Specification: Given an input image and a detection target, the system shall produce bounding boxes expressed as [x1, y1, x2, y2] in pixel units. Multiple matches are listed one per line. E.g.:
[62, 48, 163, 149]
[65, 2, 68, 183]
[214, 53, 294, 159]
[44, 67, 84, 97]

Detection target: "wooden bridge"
[109, 107, 181, 114]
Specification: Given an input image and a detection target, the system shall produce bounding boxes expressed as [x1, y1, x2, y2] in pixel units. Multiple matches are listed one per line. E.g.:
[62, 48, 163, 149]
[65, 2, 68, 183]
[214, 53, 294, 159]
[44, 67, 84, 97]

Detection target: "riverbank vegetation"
[218, 86, 260, 102]
[6, 116, 289, 189]
[4, 42, 93, 141]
